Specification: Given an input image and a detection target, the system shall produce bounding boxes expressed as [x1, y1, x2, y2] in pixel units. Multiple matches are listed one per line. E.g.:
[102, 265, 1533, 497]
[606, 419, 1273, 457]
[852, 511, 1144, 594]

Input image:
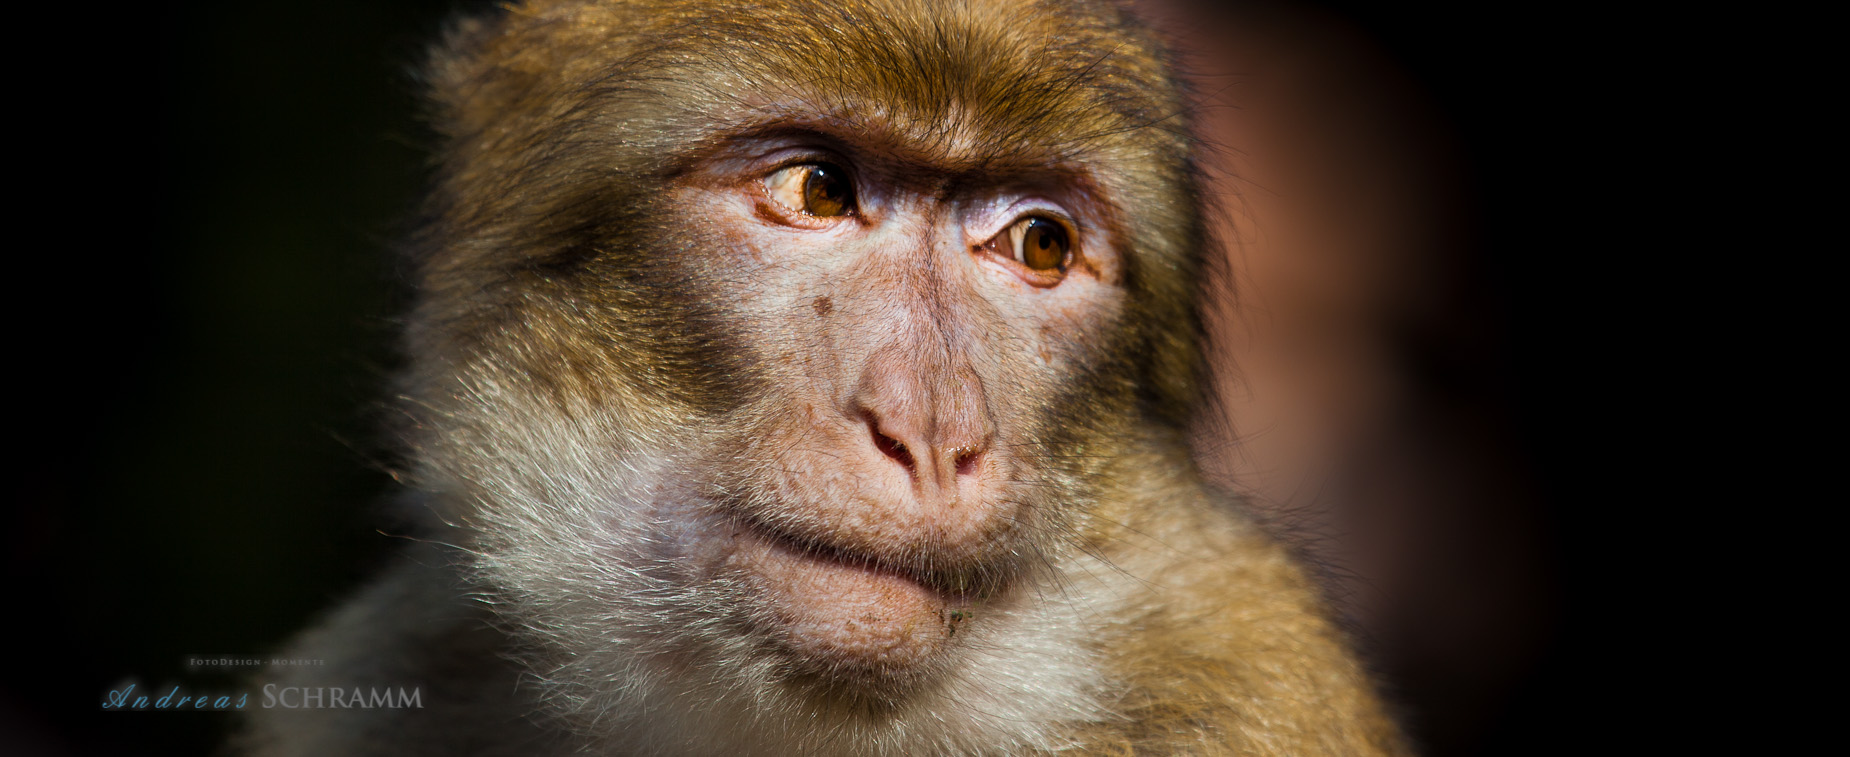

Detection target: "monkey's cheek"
[729, 534, 964, 672]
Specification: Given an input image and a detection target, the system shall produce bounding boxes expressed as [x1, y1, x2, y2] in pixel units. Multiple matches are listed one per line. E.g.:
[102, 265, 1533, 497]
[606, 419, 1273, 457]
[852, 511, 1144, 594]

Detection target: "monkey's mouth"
[725, 518, 1001, 674]
[738, 517, 999, 597]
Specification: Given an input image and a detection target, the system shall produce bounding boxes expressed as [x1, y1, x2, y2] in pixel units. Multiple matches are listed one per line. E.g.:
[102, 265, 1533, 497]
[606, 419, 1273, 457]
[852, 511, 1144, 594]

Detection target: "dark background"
[11, 1, 1639, 754]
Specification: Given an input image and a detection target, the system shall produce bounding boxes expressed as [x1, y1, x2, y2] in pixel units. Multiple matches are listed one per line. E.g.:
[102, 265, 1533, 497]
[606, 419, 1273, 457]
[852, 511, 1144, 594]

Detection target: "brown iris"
[1010, 216, 1070, 272]
[765, 163, 854, 217]
[801, 164, 852, 216]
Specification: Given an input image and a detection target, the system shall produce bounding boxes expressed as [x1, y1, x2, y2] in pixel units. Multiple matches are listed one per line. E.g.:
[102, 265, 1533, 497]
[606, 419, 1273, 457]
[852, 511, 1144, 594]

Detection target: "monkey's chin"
[728, 527, 977, 686]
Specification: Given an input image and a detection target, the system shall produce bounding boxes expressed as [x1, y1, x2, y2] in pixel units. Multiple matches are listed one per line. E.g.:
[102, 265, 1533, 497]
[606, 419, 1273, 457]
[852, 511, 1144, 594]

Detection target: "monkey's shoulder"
[1082, 495, 1411, 756]
[234, 549, 567, 757]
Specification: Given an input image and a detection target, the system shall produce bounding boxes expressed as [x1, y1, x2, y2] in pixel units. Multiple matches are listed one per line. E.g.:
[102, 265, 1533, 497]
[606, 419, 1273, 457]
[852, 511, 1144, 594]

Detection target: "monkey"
[237, 0, 1410, 754]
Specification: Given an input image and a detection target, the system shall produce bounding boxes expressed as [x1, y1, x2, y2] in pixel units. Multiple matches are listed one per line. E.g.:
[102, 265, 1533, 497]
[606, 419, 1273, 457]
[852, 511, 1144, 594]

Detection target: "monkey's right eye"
[765, 163, 855, 218]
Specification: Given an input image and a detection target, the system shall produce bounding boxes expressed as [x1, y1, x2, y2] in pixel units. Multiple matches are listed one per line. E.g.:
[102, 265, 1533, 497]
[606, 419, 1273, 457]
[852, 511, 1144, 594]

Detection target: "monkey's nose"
[866, 414, 989, 506]
[869, 421, 984, 478]
[853, 355, 995, 509]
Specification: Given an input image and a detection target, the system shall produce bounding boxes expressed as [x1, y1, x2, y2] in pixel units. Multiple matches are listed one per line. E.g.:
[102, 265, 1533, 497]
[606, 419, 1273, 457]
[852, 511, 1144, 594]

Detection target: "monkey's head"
[399, 0, 1202, 735]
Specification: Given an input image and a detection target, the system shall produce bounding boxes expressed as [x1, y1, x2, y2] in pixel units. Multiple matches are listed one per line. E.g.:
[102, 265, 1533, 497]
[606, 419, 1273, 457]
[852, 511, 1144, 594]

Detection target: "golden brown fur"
[238, 1, 1409, 754]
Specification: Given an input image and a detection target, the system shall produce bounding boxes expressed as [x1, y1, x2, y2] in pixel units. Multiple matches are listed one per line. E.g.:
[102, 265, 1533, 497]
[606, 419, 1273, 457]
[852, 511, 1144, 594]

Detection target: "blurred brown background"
[1151, 3, 1558, 753]
[11, 1, 1623, 754]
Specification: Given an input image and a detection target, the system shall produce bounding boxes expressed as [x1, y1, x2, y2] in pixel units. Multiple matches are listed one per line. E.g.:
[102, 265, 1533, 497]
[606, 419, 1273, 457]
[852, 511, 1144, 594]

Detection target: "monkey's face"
[662, 130, 1134, 679]
[407, 0, 1201, 703]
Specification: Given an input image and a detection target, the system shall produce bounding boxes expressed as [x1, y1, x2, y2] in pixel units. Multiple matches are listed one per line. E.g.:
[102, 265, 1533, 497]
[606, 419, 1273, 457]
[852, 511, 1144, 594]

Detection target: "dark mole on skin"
[813, 295, 833, 316]
[939, 608, 972, 637]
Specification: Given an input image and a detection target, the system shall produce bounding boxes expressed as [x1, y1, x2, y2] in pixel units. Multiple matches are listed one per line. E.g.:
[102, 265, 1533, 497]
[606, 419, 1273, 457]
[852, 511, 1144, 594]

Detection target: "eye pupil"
[802, 165, 852, 217]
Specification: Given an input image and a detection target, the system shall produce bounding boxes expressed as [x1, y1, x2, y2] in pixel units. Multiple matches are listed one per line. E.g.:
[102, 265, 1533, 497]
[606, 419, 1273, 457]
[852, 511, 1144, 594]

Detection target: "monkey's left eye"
[1007, 216, 1071, 273]
[765, 163, 856, 218]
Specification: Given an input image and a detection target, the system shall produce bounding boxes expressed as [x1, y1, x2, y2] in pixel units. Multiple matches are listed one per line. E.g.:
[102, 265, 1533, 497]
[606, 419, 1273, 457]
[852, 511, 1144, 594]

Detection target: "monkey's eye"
[764, 163, 855, 218]
[1007, 216, 1071, 272]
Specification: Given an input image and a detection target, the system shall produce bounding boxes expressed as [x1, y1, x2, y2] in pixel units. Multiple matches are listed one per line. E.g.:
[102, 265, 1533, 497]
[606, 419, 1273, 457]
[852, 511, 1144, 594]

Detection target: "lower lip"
[728, 528, 968, 672]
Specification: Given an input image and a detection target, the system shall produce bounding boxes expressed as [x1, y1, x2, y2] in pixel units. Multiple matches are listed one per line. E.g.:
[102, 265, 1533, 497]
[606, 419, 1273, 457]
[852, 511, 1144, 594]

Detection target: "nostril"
[872, 424, 915, 472]
[953, 448, 980, 476]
